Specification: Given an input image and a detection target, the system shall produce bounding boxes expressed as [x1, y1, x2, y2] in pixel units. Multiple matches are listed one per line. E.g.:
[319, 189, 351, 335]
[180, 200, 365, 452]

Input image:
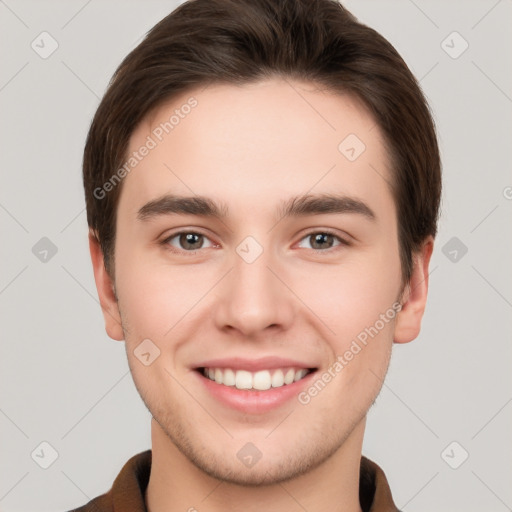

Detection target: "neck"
[145, 417, 365, 512]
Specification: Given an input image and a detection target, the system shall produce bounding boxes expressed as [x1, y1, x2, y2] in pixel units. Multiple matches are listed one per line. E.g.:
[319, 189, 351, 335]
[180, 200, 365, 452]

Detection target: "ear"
[394, 236, 434, 344]
[89, 230, 124, 341]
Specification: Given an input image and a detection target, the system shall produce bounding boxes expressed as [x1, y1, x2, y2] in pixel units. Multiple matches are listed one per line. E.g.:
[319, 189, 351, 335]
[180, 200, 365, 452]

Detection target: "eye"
[163, 231, 215, 252]
[296, 231, 348, 251]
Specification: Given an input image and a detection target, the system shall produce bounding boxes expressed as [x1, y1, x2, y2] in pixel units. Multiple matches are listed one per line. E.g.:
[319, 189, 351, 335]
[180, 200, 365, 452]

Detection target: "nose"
[213, 246, 296, 338]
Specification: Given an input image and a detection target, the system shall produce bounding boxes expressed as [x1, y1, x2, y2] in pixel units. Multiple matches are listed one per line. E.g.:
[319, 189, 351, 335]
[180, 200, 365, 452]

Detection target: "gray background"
[0, 0, 511, 510]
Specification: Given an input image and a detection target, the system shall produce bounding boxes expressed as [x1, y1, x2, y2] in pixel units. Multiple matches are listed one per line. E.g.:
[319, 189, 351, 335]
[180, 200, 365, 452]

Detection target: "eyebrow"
[137, 193, 376, 222]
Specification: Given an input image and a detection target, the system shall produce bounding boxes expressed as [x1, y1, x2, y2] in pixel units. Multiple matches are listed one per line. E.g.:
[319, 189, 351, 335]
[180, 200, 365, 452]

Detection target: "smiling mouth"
[196, 367, 316, 391]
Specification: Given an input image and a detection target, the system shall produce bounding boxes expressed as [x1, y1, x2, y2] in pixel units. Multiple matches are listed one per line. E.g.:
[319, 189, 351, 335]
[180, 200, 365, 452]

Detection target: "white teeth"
[202, 367, 311, 390]
[294, 369, 308, 382]
[271, 369, 284, 388]
[235, 370, 252, 390]
[253, 370, 272, 391]
[223, 368, 236, 386]
[284, 368, 295, 385]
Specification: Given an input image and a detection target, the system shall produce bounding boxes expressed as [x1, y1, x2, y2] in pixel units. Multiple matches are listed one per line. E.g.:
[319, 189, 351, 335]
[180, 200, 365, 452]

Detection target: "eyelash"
[160, 229, 350, 255]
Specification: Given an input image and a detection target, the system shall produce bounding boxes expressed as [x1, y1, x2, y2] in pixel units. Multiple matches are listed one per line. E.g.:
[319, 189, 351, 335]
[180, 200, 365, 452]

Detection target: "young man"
[74, 0, 441, 510]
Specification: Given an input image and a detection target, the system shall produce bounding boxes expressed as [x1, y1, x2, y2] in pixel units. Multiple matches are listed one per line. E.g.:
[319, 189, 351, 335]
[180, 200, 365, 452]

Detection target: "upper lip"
[193, 356, 317, 372]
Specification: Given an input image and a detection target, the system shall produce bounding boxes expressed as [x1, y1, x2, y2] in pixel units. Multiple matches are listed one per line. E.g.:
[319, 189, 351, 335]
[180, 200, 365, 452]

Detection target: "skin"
[90, 78, 433, 512]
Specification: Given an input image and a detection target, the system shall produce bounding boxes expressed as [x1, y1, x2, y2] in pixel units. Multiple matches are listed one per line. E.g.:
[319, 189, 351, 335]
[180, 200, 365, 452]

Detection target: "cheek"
[291, 249, 400, 398]
[115, 253, 217, 340]
[295, 254, 400, 338]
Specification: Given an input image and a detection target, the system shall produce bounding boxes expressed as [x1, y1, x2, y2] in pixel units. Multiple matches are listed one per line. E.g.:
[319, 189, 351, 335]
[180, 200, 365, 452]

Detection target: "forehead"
[119, 78, 394, 221]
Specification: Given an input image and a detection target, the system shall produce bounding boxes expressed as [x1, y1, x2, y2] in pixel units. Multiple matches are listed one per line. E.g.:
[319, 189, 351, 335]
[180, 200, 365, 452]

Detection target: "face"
[92, 78, 430, 485]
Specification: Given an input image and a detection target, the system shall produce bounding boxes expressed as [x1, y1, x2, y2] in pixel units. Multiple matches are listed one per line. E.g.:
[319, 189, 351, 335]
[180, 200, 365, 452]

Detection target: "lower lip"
[195, 370, 317, 414]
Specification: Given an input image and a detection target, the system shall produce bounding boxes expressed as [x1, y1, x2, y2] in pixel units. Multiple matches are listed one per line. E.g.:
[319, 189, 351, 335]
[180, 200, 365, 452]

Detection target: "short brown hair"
[83, 0, 441, 284]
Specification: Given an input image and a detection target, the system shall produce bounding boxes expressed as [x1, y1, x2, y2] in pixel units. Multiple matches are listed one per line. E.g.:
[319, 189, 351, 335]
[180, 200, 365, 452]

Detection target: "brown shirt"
[69, 450, 401, 512]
